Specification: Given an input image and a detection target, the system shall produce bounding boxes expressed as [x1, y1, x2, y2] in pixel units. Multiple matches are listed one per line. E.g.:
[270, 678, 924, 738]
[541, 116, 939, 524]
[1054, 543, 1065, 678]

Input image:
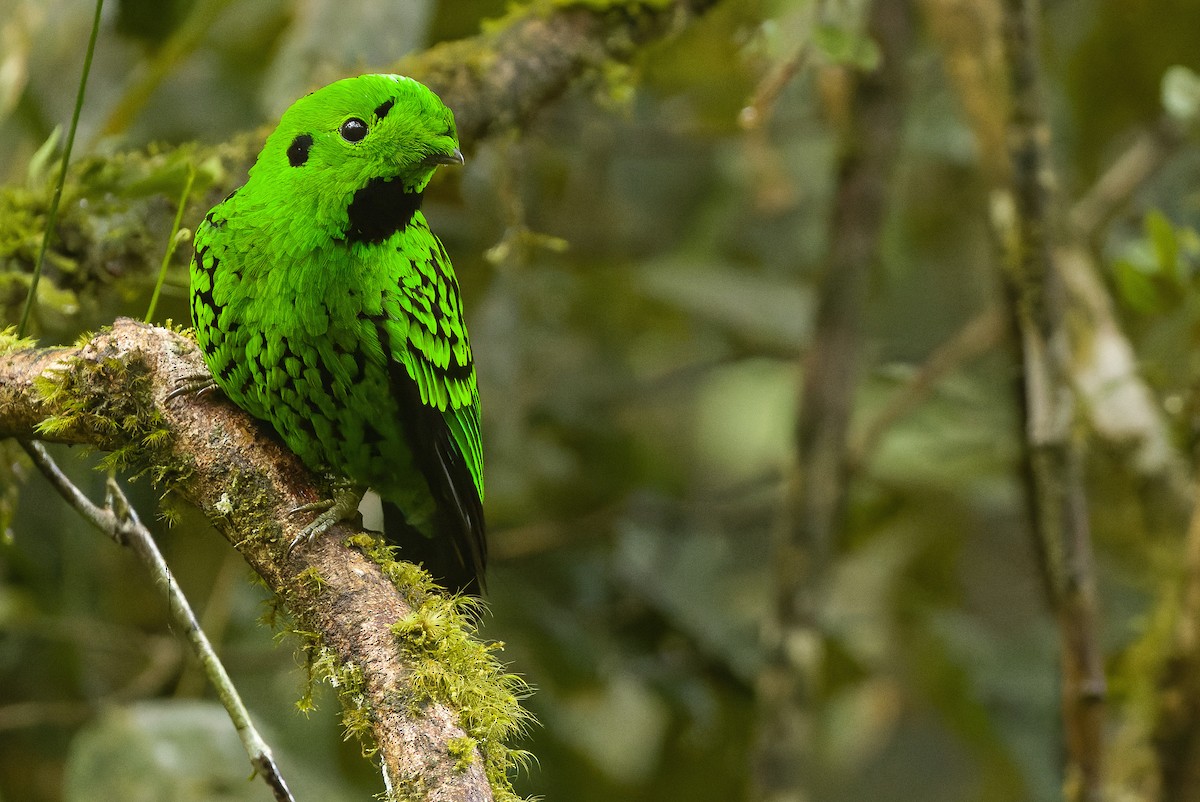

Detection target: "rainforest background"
[3, 0, 1200, 800]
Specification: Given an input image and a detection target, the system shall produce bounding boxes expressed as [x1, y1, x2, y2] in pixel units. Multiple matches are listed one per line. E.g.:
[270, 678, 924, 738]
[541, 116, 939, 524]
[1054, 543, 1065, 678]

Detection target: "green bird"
[188, 74, 485, 594]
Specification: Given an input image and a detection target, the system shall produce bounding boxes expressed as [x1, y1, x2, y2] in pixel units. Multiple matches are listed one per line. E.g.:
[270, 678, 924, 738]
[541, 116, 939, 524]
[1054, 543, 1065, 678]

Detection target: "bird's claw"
[286, 484, 365, 555]
[166, 372, 218, 402]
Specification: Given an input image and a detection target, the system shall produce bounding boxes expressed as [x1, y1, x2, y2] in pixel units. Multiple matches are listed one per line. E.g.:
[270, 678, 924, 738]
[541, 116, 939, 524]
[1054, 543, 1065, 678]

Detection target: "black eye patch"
[287, 133, 313, 167]
[374, 99, 394, 120]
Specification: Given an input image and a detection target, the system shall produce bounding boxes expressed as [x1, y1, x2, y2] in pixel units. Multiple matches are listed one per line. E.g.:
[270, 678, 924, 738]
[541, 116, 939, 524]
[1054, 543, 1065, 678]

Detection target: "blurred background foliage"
[2, 0, 1200, 800]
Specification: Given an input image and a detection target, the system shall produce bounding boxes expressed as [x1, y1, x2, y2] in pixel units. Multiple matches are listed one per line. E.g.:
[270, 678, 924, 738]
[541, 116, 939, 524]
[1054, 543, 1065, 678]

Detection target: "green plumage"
[189, 74, 485, 593]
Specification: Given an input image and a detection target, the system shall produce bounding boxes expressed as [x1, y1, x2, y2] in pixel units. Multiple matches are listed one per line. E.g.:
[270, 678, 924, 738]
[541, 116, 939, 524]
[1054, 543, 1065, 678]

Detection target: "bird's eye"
[340, 118, 368, 142]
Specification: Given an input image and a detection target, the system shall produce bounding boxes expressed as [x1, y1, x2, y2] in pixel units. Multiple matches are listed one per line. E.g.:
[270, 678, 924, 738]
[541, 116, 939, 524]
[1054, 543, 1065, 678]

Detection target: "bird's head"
[249, 74, 463, 244]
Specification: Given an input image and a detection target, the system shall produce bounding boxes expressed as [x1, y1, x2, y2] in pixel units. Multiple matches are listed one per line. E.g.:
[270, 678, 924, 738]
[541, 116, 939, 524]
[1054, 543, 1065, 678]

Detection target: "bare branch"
[752, 1, 914, 798]
[20, 440, 296, 802]
[1055, 245, 1191, 502]
[995, 0, 1105, 796]
[0, 320, 528, 801]
[1069, 114, 1188, 239]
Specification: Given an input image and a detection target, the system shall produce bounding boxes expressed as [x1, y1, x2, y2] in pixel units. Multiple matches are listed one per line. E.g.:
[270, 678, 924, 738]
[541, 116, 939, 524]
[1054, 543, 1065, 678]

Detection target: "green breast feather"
[189, 74, 485, 594]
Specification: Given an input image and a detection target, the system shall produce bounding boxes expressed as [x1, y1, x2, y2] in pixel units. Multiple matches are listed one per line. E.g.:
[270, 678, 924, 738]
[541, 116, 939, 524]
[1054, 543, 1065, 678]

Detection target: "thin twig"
[20, 441, 296, 802]
[740, 0, 829, 130]
[848, 305, 1006, 471]
[1069, 114, 1187, 239]
[17, 0, 104, 338]
[145, 163, 195, 323]
[740, 44, 815, 130]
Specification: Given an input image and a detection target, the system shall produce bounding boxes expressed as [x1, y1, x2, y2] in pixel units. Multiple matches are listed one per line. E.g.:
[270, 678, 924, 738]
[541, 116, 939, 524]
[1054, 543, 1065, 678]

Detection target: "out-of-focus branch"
[1069, 114, 1188, 239]
[847, 305, 1006, 471]
[739, 43, 814, 130]
[0, 0, 721, 328]
[20, 440, 295, 802]
[1059, 113, 1195, 509]
[1153, 474, 1200, 800]
[408, 0, 719, 145]
[0, 320, 529, 801]
[752, 1, 913, 799]
[1055, 244, 1191, 502]
[925, 0, 1188, 505]
[995, 0, 1105, 799]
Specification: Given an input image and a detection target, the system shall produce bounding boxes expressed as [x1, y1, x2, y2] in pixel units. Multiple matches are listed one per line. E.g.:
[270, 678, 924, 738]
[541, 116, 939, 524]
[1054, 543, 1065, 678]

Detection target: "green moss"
[328, 655, 375, 753]
[447, 736, 478, 773]
[258, 594, 284, 632]
[298, 641, 379, 756]
[329, 536, 533, 799]
[293, 629, 326, 716]
[0, 188, 49, 323]
[0, 140, 228, 325]
[0, 326, 38, 353]
[390, 590, 534, 801]
[390, 772, 429, 802]
[155, 494, 185, 526]
[29, 340, 193, 494]
[227, 476, 282, 549]
[292, 626, 377, 751]
[343, 532, 444, 610]
[297, 566, 329, 594]
[344, 531, 390, 558]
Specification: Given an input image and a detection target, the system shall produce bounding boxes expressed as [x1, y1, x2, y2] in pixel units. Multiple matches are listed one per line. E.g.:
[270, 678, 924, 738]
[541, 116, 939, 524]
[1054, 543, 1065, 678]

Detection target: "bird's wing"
[373, 238, 486, 592]
[383, 346, 486, 593]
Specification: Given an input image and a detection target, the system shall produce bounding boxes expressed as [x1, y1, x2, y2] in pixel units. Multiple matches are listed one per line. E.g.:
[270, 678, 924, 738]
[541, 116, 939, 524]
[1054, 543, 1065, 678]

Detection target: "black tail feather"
[382, 501, 484, 596]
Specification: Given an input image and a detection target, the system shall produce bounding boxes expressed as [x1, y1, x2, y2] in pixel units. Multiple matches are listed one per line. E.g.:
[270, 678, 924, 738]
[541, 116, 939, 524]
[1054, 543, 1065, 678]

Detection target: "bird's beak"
[423, 148, 465, 167]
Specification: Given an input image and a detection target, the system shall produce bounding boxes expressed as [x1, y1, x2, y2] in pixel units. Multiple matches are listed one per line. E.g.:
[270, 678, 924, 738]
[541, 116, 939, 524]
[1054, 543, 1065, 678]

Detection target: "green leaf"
[1146, 209, 1180, 281]
[25, 125, 62, 190]
[813, 24, 880, 71]
[1113, 258, 1161, 313]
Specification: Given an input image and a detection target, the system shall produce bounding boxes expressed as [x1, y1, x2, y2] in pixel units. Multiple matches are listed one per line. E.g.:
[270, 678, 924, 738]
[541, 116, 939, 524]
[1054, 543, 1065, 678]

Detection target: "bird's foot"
[286, 483, 365, 555]
[166, 372, 218, 402]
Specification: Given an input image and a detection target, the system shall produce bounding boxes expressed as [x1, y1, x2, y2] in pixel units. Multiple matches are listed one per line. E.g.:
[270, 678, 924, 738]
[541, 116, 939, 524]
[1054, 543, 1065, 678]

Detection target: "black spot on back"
[287, 134, 313, 167]
[374, 99, 395, 120]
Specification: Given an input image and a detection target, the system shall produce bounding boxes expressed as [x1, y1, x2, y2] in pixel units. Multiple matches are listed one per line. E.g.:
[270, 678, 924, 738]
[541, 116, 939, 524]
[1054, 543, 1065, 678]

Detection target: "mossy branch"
[0, 0, 719, 327]
[0, 319, 531, 802]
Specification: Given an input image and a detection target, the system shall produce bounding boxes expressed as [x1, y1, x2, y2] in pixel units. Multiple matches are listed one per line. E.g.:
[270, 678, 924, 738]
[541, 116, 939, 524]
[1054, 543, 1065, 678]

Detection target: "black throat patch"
[344, 176, 423, 244]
